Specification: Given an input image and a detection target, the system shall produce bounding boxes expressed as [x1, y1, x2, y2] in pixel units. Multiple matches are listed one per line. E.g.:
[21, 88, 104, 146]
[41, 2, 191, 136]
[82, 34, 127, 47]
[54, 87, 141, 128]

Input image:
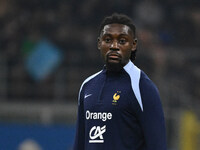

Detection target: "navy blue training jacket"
[74, 61, 167, 150]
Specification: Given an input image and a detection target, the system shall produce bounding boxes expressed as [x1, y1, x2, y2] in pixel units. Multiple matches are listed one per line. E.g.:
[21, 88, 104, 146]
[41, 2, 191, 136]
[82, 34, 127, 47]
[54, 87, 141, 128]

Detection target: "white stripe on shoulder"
[78, 70, 102, 104]
[124, 61, 143, 111]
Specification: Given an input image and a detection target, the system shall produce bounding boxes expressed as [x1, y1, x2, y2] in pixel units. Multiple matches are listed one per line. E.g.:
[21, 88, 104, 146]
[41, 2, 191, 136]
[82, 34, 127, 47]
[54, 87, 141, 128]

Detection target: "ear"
[132, 38, 137, 52]
[97, 37, 101, 50]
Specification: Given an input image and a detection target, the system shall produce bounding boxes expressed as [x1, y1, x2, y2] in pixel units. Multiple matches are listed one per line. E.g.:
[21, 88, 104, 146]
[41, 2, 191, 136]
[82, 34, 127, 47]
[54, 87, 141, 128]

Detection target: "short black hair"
[98, 13, 137, 61]
[99, 13, 136, 37]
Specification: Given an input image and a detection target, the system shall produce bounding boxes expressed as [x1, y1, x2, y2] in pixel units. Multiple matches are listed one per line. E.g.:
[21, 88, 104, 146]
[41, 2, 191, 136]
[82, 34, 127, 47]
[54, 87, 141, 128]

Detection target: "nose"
[110, 41, 119, 51]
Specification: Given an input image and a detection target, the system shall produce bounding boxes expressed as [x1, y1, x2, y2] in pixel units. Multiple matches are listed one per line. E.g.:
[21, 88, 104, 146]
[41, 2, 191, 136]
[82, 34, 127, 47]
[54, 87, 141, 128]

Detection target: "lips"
[107, 52, 121, 59]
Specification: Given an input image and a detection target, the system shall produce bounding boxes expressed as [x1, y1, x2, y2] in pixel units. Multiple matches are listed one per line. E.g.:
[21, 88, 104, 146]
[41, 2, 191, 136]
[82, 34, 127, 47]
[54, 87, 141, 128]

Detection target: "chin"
[108, 59, 120, 64]
[106, 59, 123, 72]
[107, 58, 121, 65]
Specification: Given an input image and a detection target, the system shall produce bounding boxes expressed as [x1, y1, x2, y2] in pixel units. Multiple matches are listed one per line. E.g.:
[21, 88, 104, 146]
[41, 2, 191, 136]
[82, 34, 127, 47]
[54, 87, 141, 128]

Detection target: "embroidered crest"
[112, 91, 121, 105]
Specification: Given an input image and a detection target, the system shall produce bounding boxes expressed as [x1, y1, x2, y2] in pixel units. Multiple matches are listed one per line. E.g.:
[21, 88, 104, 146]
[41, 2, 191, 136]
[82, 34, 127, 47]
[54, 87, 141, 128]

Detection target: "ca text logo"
[89, 125, 106, 143]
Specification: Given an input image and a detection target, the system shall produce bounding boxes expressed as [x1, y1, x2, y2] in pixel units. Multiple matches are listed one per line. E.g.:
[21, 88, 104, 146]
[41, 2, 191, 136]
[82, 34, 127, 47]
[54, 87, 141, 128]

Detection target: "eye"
[104, 37, 112, 43]
[119, 38, 126, 44]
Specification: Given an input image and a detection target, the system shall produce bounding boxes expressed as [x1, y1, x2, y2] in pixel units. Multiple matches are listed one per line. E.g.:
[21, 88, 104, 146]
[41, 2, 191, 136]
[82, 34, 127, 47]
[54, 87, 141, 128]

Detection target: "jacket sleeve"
[137, 78, 167, 150]
[73, 89, 85, 150]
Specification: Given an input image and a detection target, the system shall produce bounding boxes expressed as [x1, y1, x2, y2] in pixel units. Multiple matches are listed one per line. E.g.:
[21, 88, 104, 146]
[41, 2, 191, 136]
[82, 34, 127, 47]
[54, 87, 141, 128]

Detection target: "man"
[74, 13, 167, 150]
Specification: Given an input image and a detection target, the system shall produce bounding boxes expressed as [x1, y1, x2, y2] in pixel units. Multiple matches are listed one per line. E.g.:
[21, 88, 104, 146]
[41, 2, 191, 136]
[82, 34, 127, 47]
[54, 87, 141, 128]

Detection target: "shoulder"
[78, 70, 102, 104]
[139, 71, 162, 112]
[139, 71, 159, 95]
[79, 70, 103, 93]
[123, 61, 143, 110]
[123, 61, 160, 111]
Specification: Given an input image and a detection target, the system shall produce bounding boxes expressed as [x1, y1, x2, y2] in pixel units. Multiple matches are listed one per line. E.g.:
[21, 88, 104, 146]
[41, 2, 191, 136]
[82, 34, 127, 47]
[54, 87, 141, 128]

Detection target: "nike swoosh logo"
[84, 94, 92, 99]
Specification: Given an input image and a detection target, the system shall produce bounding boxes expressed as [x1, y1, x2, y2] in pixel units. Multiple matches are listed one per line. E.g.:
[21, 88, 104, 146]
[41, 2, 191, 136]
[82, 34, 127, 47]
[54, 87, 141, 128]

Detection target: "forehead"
[101, 24, 133, 36]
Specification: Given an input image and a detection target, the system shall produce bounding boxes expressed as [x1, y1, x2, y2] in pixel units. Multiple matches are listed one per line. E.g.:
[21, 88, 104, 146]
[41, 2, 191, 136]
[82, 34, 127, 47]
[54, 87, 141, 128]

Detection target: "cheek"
[100, 43, 109, 57]
[121, 52, 131, 60]
[121, 47, 132, 58]
[100, 50, 107, 59]
[120, 50, 132, 63]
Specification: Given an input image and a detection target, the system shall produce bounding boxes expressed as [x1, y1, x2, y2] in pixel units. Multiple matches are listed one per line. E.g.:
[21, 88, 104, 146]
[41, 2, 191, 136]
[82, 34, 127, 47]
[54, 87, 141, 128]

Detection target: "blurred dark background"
[0, 0, 199, 149]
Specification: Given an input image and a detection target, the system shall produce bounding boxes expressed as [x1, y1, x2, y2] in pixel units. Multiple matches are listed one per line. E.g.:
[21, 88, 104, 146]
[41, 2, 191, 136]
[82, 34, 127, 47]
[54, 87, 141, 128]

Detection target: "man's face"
[98, 24, 137, 70]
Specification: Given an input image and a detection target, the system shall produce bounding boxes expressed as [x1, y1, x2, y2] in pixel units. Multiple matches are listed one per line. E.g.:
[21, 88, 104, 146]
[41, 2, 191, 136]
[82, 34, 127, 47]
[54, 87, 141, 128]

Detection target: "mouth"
[106, 52, 122, 65]
[107, 52, 121, 60]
